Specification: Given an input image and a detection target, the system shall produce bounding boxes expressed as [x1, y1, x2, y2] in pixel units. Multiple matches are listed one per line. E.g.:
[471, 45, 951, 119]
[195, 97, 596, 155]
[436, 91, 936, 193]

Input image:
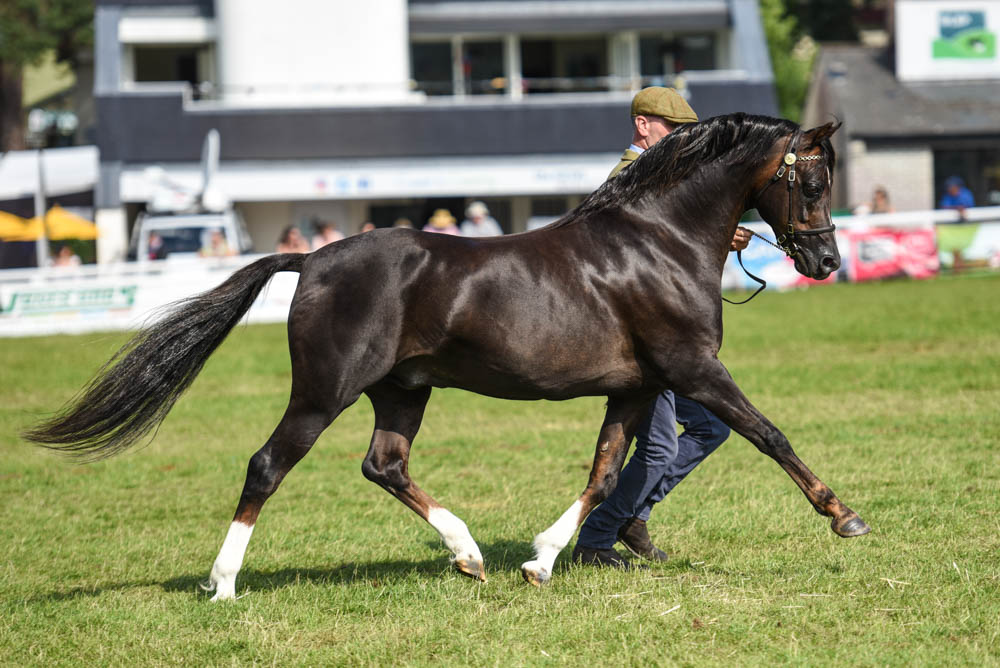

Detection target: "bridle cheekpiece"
[751, 130, 835, 258]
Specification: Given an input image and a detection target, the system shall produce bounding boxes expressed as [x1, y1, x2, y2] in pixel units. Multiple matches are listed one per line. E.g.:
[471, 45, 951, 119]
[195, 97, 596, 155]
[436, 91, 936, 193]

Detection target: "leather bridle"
[723, 130, 835, 306]
[751, 129, 835, 258]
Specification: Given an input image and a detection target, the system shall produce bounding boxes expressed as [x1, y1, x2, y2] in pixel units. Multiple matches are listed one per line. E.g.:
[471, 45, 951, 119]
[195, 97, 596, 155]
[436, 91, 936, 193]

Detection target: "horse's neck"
[654, 162, 751, 259]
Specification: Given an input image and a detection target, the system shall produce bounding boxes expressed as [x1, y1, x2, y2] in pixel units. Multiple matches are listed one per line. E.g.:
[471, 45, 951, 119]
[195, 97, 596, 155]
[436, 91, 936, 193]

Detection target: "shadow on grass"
[36, 539, 569, 601]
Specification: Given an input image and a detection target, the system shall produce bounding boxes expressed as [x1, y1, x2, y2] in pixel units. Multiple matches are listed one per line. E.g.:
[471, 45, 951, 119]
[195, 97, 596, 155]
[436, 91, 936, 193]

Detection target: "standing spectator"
[312, 221, 344, 249]
[276, 225, 310, 253]
[854, 186, 896, 215]
[939, 176, 976, 271]
[393, 217, 414, 229]
[422, 209, 460, 235]
[358, 222, 377, 234]
[940, 176, 975, 215]
[460, 201, 503, 237]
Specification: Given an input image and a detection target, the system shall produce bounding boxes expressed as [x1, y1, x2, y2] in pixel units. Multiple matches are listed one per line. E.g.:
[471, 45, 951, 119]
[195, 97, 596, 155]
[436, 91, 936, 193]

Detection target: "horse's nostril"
[820, 255, 839, 270]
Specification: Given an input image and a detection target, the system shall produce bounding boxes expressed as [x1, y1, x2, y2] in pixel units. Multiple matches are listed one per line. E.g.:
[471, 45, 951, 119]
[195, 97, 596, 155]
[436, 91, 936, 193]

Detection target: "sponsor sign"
[841, 226, 939, 282]
[3, 285, 137, 316]
[896, 1, 1000, 81]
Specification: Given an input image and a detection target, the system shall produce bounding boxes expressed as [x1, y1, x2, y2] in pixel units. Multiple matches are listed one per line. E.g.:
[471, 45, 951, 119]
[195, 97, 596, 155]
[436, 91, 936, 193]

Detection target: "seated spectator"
[200, 229, 236, 257]
[460, 201, 503, 237]
[422, 209, 460, 235]
[148, 232, 167, 260]
[50, 245, 81, 267]
[312, 221, 344, 249]
[940, 176, 975, 214]
[358, 221, 377, 234]
[393, 217, 413, 229]
[276, 225, 310, 253]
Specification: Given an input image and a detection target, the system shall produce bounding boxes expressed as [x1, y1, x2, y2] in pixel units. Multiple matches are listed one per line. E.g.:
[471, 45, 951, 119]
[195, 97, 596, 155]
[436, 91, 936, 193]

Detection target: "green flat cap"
[630, 87, 698, 124]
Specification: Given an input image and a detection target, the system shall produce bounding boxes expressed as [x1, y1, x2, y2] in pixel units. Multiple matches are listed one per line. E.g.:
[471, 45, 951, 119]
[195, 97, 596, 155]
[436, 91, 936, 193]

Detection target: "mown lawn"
[1, 274, 998, 666]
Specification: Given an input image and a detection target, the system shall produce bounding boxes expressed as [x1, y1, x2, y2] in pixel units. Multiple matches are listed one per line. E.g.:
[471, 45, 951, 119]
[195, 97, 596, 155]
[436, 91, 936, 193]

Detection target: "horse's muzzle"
[795, 249, 840, 281]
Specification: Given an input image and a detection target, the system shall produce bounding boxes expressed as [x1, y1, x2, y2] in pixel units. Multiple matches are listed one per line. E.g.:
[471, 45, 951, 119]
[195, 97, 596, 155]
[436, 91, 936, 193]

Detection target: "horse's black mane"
[568, 112, 833, 222]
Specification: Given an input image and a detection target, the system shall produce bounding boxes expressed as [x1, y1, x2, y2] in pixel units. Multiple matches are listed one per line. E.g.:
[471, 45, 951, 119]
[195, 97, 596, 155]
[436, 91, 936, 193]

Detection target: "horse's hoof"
[520, 561, 550, 587]
[455, 558, 487, 582]
[832, 514, 871, 538]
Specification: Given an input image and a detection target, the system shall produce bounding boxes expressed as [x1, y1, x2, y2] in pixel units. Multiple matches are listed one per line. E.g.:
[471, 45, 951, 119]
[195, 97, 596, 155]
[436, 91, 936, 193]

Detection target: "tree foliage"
[0, 0, 93, 150]
[760, 0, 817, 122]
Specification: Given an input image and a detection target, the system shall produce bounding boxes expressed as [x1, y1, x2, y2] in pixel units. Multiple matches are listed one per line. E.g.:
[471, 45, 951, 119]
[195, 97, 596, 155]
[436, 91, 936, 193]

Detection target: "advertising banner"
[841, 225, 939, 282]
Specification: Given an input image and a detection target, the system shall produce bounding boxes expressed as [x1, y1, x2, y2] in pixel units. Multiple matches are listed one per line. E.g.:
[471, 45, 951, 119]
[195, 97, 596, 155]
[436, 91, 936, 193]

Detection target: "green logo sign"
[933, 10, 996, 59]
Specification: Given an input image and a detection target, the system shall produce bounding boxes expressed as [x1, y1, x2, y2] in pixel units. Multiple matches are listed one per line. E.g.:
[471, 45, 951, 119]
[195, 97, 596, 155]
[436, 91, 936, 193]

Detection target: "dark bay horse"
[26, 113, 869, 600]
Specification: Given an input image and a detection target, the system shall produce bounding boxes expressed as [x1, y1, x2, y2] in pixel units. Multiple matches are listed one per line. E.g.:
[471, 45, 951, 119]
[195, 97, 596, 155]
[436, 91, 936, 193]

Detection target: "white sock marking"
[522, 500, 584, 579]
[209, 521, 254, 601]
[427, 507, 483, 564]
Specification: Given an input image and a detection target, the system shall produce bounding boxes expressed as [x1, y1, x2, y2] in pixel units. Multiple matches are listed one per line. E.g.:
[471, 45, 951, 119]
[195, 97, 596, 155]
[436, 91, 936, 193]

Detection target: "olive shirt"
[608, 148, 641, 180]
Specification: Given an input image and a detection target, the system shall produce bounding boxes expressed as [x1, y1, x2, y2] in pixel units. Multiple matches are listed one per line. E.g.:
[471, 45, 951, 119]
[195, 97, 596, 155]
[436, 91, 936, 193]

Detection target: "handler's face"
[637, 115, 674, 148]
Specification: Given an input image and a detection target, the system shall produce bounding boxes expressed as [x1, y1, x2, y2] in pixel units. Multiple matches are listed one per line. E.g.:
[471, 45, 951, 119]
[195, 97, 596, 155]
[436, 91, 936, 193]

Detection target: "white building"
[803, 0, 1000, 213]
[93, 0, 778, 259]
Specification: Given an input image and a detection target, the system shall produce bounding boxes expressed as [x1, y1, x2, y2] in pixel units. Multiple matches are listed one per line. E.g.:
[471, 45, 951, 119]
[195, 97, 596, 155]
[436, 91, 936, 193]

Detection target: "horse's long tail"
[23, 253, 306, 461]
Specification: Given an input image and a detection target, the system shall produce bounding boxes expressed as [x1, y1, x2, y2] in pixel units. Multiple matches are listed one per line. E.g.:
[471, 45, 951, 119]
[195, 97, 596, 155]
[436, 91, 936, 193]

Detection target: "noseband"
[751, 130, 835, 258]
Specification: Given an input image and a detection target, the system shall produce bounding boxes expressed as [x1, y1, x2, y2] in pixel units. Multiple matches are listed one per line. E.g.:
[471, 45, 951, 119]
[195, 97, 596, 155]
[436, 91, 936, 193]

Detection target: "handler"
[572, 87, 752, 568]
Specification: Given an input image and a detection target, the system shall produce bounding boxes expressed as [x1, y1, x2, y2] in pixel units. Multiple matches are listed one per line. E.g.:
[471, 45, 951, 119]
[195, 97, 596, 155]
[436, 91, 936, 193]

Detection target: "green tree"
[760, 0, 816, 122]
[0, 0, 93, 150]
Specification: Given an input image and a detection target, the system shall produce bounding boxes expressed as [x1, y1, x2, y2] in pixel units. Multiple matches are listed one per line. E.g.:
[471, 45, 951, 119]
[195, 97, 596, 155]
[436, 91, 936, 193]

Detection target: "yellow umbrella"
[0, 206, 98, 242]
[0, 210, 42, 242]
[41, 205, 99, 240]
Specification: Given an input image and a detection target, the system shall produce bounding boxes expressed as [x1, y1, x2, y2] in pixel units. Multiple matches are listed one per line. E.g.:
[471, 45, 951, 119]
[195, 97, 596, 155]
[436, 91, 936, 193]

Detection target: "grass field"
[2, 274, 999, 666]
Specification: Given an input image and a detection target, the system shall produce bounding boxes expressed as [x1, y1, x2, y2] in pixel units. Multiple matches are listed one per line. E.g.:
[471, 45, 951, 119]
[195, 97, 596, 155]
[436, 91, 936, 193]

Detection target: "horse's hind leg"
[362, 382, 486, 582]
[204, 397, 342, 601]
[521, 396, 649, 586]
[675, 357, 870, 538]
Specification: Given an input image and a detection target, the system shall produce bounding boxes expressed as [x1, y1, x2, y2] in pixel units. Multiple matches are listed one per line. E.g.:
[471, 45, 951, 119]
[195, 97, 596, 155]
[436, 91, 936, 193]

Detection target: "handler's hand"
[730, 226, 752, 252]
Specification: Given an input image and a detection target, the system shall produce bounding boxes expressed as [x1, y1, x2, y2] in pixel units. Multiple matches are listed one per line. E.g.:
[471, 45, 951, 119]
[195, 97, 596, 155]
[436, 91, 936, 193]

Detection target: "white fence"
[2, 206, 999, 338]
[0, 255, 298, 338]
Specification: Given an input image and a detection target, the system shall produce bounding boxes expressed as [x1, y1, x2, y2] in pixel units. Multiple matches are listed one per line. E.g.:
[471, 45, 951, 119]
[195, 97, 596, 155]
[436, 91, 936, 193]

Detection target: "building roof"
[810, 45, 1000, 140]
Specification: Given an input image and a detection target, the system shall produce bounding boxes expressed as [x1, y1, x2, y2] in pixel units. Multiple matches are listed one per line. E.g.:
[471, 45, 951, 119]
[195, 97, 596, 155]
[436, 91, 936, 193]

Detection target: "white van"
[128, 210, 253, 262]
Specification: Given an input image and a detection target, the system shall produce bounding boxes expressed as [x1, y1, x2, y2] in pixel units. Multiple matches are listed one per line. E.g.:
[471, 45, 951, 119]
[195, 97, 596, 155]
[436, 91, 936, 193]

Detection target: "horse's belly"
[389, 348, 644, 400]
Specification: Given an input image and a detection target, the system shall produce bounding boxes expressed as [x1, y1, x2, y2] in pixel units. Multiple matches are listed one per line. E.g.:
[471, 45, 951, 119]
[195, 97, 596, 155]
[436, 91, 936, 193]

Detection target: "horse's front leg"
[676, 357, 870, 538]
[521, 396, 649, 586]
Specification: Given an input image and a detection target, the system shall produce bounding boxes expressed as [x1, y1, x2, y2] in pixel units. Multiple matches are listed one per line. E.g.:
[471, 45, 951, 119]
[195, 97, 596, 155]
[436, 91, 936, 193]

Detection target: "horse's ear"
[803, 121, 841, 148]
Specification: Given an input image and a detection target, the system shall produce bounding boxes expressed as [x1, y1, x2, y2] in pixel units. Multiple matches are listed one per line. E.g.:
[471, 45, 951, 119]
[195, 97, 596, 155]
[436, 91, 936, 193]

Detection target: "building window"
[639, 33, 716, 79]
[411, 42, 453, 96]
[463, 41, 505, 95]
[521, 37, 609, 94]
[531, 197, 569, 217]
[133, 46, 205, 84]
[934, 148, 1000, 207]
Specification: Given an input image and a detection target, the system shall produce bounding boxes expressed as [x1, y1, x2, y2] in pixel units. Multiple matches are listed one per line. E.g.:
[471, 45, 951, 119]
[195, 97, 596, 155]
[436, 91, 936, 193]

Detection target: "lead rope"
[722, 247, 767, 305]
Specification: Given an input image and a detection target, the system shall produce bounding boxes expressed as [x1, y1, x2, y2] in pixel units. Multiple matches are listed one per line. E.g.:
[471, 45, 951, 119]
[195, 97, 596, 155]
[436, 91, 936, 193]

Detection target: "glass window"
[531, 197, 569, 217]
[464, 41, 505, 95]
[134, 46, 206, 85]
[640, 33, 716, 79]
[411, 42, 453, 96]
[521, 37, 608, 94]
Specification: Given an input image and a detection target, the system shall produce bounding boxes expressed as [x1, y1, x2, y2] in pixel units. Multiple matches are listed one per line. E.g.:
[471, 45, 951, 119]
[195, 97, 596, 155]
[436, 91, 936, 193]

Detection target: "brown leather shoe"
[571, 544, 647, 570]
[617, 518, 669, 561]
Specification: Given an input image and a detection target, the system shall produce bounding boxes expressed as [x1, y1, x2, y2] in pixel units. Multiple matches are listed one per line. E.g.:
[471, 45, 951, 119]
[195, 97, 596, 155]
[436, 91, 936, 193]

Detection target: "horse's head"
[752, 122, 841, 280]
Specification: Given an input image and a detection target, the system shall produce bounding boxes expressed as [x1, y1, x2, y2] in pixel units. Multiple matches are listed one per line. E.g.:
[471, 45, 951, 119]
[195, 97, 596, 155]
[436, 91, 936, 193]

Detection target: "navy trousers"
[576, 391, 731, 550]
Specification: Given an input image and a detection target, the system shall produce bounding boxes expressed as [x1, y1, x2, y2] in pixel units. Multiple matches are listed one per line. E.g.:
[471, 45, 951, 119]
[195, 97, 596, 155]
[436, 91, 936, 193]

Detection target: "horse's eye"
[803, 183, 823, 199]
